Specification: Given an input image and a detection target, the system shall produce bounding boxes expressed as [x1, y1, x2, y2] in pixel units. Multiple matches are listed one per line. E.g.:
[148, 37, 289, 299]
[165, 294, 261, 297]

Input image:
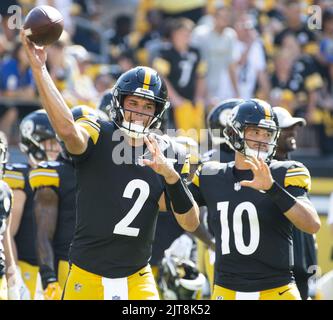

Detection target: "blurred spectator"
[0, 34, 10, 60]
[156, 0, 206, 23]
[115, 49, 137, 77]
[0, 0, 18, 42]
[192, 6, 240, 107]
[274, 0, 318, 56]
[217, 13, 270, 100]
[0, 42, 35, 99]
[46, 33, 75, 92]
[136, 9, 164, 66]
[108, 14, 137, 63]
[0, 41, 36, 141]
[318, 8, 333, 90]
[94, 72, 113, 99]
[153, 18, 207, 142]
[65, 44, 99, 107]
[270, 34, 323, 122]
[310, 8, 333, 156]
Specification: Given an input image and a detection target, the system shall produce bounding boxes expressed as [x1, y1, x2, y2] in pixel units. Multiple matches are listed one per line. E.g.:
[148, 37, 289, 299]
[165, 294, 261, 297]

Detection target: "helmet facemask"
[110, 88, 170, 139]
[225, 117, 280, 162]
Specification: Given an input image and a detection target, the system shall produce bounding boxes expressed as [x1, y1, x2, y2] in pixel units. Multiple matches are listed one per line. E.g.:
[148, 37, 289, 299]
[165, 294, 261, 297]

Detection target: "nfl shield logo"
[234, 182, 241, 191]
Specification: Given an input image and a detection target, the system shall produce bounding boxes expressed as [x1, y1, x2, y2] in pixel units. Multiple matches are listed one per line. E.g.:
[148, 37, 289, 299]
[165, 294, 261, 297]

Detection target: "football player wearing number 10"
[188, 100, 321, 300]
[20, 30, 199, 300]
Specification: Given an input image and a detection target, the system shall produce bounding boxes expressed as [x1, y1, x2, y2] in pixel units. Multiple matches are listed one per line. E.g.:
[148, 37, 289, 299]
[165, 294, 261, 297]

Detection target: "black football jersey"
[189, 159, 311, 292]
[0, 180, 13, 277]
[68, 117, 189, 278]
[29, 158, 76, 262]
[4, 163, 37, 265]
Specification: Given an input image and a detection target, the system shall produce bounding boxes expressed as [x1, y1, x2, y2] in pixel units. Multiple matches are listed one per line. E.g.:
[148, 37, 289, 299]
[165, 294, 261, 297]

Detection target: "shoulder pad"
[270, 160, 311, 191]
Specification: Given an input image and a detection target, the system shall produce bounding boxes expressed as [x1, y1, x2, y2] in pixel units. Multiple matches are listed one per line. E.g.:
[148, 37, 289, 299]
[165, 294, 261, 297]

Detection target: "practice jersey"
[29, 158, 76, 262]
[189, 159, 311, 292]
[0, 180, 13, 277]
[68, 117, 189, 278]
[4, 163, 37, 265]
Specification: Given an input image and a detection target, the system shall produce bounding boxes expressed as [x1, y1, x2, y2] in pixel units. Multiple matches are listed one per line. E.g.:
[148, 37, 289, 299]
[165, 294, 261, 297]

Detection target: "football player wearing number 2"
[20, 30, 199, 300]
[188, 100, 321, 300]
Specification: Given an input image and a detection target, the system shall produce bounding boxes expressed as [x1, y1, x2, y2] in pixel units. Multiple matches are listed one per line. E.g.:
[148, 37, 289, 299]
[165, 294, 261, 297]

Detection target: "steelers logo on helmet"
[19, 110, 57, 164]
[110, 66, 170, 139]
[207, 98, 244, 145]
[224, 99, 280, 161]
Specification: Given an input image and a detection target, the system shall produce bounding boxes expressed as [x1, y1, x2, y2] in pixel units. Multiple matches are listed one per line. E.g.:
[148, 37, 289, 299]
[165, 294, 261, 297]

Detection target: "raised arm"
[20, 30, 90, 155]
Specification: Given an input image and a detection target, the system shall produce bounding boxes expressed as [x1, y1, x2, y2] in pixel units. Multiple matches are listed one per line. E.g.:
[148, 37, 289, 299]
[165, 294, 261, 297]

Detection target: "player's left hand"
[142, 135, 179, 184]
[240, 156, 274, 191]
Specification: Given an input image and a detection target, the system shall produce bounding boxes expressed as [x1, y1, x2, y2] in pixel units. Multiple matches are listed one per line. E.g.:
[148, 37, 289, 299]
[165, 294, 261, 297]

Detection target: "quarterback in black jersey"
[30, 106, 104, 300]
[188, 99, 320, 300]
[196, 99, 242, 295]
[21, 30, 199, 300]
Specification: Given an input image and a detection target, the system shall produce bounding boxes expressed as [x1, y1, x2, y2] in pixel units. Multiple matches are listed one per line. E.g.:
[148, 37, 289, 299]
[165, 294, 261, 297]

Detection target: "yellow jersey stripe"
[192, 172, 200, 187]
[143, 69, 152, 90]
[181, 155, 190, 176]
[4, 170, 23, 177]
[285, 175, 311, 192]
[77, 117, 100, 131]
[4, 177, 25, 189]
[77, 122, 100, 144]
[29, 169, 60, 190]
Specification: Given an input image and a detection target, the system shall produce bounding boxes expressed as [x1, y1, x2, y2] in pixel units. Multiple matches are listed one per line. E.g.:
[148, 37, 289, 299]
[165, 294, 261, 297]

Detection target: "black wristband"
[39, 265, 57, 290]
[266, 181, 297, 213]
[165, 178, 194, 214]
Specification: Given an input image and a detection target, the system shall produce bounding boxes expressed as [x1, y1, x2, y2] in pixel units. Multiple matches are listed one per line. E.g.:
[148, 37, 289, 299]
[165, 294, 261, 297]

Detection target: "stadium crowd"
[0, 0, 332, 300]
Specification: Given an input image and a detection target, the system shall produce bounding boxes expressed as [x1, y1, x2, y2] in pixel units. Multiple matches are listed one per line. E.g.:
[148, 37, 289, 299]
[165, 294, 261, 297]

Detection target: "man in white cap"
[273, 107, 306, 161]
[273, 106, 317, 300]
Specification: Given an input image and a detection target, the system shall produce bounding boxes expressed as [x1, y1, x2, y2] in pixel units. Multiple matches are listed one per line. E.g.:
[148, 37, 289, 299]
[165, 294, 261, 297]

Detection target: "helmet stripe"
[263, 103, 271, 120]
[143, 69, 152, 90]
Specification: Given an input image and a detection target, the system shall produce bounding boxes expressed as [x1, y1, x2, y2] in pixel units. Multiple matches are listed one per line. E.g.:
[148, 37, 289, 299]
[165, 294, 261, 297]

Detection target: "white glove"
[7, 266, 31, 300]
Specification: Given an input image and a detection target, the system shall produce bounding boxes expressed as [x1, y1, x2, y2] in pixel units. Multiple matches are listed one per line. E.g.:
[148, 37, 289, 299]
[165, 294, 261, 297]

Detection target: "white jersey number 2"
[113, 179, 150, 237]
[218, 201, 260, 255]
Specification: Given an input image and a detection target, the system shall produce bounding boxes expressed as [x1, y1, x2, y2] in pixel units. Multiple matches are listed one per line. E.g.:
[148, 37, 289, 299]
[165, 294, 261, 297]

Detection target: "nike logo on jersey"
[278, 288, 291, 296]
[139, 271, 150, 277]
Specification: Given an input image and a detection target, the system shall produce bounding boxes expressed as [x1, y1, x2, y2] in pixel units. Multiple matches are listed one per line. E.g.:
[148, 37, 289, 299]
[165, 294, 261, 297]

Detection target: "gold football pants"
[63, 263, 159, 300]
[212, 283, 301, 300]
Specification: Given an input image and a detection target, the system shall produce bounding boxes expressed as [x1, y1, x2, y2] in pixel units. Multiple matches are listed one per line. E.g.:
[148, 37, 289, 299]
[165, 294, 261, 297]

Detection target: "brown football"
[23, 5, 64, 46]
